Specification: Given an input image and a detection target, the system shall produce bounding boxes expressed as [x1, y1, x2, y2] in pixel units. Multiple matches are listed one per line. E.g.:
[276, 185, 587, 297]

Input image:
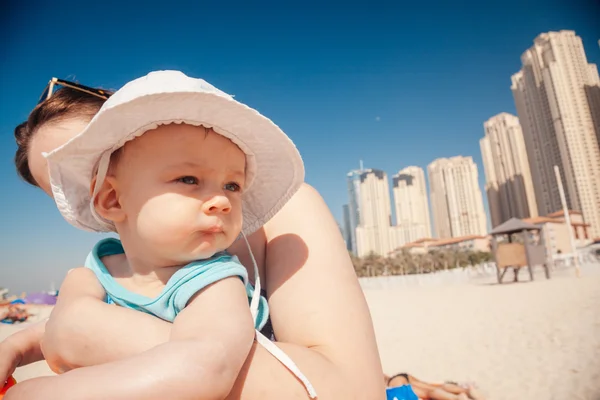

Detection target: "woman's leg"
[387, 374, 485, 400]
[407, 375, 464, 393]
[410, 382, 470, 400]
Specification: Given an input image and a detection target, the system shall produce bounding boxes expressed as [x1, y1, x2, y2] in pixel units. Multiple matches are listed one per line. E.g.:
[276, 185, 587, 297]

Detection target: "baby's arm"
[170, 276, 256, 398]
[42, 268, 171, 369]
[41, 267, 108, 372]
[0, 321, 45, 382]
[0, 267, 106, 380]
[6, 276, 255, 400]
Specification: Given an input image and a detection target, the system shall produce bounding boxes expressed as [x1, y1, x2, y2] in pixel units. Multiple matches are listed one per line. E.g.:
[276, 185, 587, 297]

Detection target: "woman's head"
[14, 87, 109, 194]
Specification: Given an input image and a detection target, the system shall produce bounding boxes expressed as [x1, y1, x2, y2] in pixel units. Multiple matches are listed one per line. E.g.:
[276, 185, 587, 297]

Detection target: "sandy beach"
[1, 305, 54, 381]
[3, 264, 600, 399]
[366, 264, 600, 400]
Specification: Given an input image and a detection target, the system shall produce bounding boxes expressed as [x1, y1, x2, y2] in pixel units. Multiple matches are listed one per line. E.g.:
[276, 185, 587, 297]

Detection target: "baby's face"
[109, 124, 245, 264]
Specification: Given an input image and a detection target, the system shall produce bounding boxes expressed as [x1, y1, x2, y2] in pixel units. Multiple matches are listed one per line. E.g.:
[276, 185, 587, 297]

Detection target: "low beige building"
[546, 210, 592, 244]
[428, 235, 491, 252]
[393, 238, 438, 255]
[523, 216, 572, 256]
[396, 235, 490, 255]
[523, 210, 592, 256]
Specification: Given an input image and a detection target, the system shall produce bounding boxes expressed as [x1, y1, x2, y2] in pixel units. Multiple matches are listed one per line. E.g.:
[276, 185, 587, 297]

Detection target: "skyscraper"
[511, 30, 600, 237]
[585, 84, 600, 149]
[428, 156, 487, 239]
[354, 169, 393, 257]
[480, 113, 538, 227]
[346, 169, 364, 255]
[341, 204, 352, 252]
[391, 166, 432, 245]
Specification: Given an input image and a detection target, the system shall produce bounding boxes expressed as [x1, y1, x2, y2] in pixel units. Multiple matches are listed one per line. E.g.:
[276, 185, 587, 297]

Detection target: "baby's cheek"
[136, 201, 197, 242]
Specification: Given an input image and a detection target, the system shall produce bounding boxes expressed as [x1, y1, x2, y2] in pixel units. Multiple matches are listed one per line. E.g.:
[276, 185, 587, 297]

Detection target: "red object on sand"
[0, 375, 17, 398]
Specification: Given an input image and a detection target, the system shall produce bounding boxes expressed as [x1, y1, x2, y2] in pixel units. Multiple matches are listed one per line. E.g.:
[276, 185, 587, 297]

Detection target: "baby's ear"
[93, 176, 125, 224]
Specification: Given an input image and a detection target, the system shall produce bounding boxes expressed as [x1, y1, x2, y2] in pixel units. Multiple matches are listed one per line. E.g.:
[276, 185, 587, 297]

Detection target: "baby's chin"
[174, 244, 229, 263]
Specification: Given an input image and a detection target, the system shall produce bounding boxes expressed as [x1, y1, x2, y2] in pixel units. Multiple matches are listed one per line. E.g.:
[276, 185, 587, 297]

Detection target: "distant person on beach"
[385, 374, 486, 400]
[0, 74, 384, 399]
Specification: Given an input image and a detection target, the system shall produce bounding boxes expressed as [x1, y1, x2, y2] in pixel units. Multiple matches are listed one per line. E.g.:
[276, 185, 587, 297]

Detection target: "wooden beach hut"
[490, 218, 551, 283]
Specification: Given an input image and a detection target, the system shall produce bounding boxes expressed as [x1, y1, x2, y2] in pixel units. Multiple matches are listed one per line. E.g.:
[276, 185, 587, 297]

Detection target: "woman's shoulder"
[263, 183, 323, 232]
[260, 181, 385, 397]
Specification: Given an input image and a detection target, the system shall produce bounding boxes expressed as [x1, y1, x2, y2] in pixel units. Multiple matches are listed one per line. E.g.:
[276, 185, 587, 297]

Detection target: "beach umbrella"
[24, 292, 57, 305]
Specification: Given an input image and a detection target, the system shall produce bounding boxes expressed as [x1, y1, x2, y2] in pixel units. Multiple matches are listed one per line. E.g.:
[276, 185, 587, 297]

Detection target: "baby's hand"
[0, 340, 21, 386]
[0, 375, 17, 399]
[0, 322, 46, 382]
[2, 376, 55, 400]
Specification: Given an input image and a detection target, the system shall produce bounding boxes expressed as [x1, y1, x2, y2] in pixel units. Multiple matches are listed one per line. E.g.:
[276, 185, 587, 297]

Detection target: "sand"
[1, 305, 54, 381]
[366, 264, 600, 400]
[2, 264, 600, 399]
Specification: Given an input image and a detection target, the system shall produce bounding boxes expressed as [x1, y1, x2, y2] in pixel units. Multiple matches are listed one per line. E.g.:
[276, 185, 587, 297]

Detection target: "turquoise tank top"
[84, 238, 269, 330]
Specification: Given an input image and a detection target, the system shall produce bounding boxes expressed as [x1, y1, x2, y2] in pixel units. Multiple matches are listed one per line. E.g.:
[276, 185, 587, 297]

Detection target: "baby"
[1, 71, 315, 399]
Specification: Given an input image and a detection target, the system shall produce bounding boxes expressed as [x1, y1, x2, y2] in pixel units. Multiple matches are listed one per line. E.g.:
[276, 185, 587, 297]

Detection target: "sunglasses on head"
[38, 77, 111, 104]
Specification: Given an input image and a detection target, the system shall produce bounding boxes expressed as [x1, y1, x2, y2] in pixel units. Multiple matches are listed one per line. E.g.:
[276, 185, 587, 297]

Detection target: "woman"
[4, 79, 483, 400]
[3, 80, 385, 399]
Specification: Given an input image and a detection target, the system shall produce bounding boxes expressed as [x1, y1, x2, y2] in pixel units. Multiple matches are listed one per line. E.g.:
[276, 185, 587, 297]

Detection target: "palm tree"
[350, 249, 494, 278]
[453, 250, 470, 268]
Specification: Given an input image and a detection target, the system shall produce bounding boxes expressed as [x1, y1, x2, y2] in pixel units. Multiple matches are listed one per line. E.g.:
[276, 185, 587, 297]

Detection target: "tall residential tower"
[428, 156, 487, 238]
[354, 169, 393, 256]
[480, 113, 538, 227]
[391, 166, 432, 245]
[511, 30, 600, 236]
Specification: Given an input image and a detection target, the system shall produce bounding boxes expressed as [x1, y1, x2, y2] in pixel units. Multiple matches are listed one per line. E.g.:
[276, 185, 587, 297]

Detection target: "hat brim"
[46, 90, 304, 236]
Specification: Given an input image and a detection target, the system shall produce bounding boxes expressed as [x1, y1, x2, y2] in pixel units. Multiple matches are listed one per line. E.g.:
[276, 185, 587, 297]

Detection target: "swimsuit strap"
[241, 232, 317, 399]
[255, 329, 317, 398]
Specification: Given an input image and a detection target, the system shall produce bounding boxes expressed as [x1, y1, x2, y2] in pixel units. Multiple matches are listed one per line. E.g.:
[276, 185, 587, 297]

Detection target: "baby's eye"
[224, 182, 241, 192]
[176, 176, 198, 185]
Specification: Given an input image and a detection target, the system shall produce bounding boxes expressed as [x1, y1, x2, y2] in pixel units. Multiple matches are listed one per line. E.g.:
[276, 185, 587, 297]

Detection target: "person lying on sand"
[385, 373, 487, 400]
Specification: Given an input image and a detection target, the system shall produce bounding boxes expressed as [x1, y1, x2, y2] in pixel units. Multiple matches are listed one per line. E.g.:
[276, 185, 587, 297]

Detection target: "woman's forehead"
[29, 118, 91, 196]
[35, 118, 91, 150]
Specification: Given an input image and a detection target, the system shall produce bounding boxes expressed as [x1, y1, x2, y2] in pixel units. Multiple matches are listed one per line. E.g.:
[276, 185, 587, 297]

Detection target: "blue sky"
[1, 1, 599, 292]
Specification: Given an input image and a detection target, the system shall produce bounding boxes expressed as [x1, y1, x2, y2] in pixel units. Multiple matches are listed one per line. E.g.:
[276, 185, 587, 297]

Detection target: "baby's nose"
[202, 195, 231, 214]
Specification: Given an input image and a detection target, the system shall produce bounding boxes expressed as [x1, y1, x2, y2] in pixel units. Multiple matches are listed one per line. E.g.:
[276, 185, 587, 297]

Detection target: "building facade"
[354, 169, 393, 257]
[585, 83, 600, 149]
[346, 169, 364, 255]
[341, 204, 352, 252]
[511, 30, 600, 237]
[391, 166, 432, 246]
[480, 113, 538, 227]
[428, 156, 488, 239]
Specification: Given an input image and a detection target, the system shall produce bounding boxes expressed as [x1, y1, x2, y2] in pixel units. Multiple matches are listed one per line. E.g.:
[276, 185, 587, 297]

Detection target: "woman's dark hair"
[14, 87, 111, 187]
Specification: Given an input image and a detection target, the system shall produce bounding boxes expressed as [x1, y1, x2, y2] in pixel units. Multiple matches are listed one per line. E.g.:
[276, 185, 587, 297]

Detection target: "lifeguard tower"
[490, 218, 551, 283]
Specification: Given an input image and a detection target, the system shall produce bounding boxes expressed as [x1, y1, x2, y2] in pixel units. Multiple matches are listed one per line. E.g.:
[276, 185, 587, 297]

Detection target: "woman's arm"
[43, 184, 384, 399]
[228, 183, 385, 400]
[261, 183, 385, 399]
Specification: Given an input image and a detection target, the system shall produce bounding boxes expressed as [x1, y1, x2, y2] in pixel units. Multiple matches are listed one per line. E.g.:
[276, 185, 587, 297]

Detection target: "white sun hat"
[44, 70, 305, 235]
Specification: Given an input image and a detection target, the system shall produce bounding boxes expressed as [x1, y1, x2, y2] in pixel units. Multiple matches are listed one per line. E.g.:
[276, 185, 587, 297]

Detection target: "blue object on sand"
[386, 385, 419, 400]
